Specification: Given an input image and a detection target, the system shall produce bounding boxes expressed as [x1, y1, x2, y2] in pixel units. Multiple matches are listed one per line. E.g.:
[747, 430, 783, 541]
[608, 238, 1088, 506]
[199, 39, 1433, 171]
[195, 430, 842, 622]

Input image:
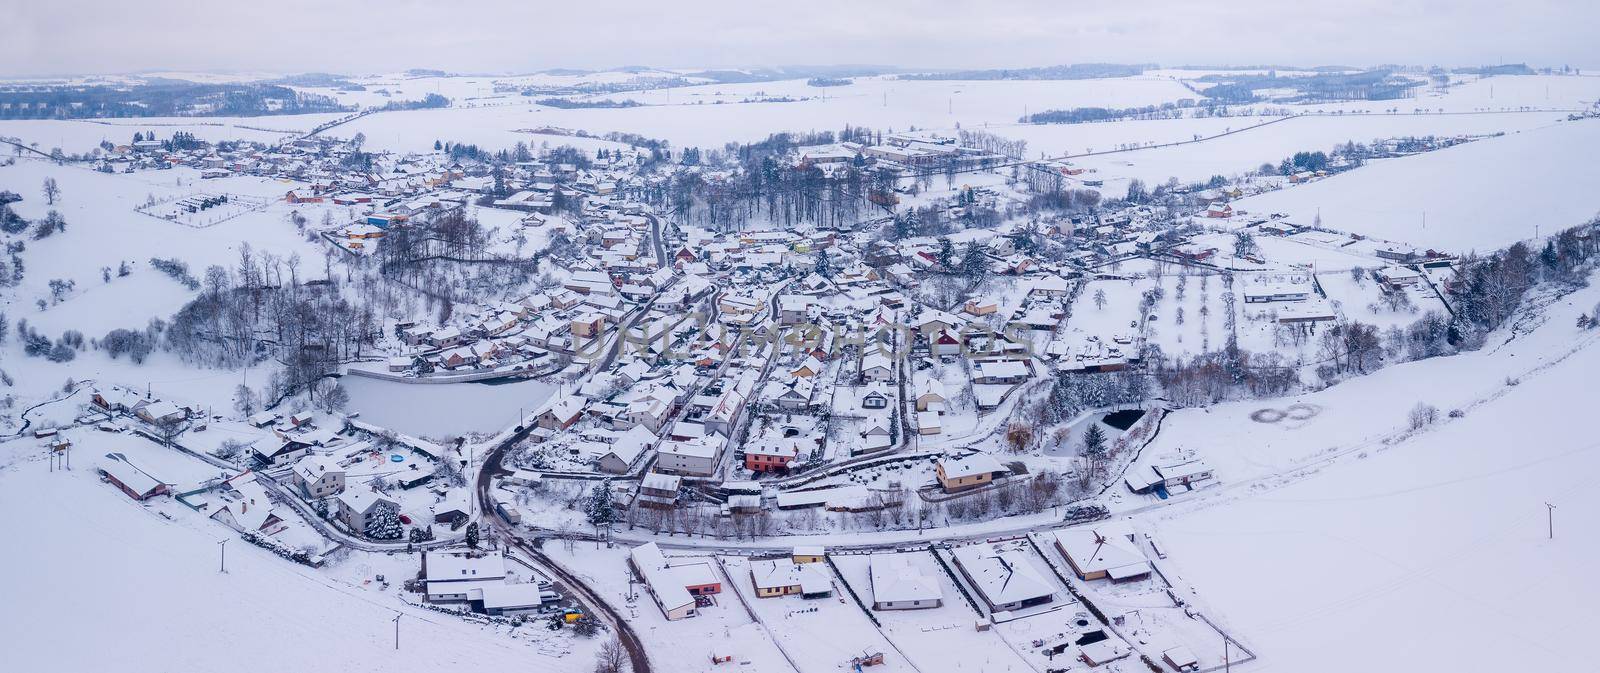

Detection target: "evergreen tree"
[465, 521, 480, 548]
[960, 242, 988, 279]
[1081, 424, 1107, 471]
[813, 247, 833, 278]
[585, 481, 616, 528]
[365, 501, 403, 540]
[936, 237, 956, 271]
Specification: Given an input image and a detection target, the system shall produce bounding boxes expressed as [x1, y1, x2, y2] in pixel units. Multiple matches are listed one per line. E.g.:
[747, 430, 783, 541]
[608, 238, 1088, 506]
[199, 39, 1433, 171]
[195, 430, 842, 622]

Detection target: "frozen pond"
[339, 376, 557, 439]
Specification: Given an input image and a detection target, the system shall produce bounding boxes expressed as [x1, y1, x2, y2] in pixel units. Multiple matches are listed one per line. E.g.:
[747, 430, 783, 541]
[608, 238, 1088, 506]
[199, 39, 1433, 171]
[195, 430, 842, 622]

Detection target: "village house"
[951, 544, 1056, 613]
[208, 472, 286, 536]
[636, 472, 682, 509]
[869, 552, 943, 610]
[750, 558, 834, 599]
[335, 487, 398, 534]
[421, 550, 508, 603]
[655, 436, 723, 476]
[936, 453, 1007, 493]
[537, 398, 587, 431]
[629, 543, 720, 620]
[291, 455, 345, 499]
[915, 378, 947, 413]
[973, 360, 1030, 385]
[1053, 528, 1153, 583]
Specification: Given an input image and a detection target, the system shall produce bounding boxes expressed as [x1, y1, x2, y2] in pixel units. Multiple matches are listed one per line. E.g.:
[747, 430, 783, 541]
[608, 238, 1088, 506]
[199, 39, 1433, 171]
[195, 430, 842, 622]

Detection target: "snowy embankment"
[1143, 274, 1600, 673]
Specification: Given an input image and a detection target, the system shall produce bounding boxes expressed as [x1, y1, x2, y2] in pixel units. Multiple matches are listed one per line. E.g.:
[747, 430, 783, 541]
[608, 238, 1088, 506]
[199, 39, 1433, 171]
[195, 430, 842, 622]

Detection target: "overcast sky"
[3, 0, 1596, 77]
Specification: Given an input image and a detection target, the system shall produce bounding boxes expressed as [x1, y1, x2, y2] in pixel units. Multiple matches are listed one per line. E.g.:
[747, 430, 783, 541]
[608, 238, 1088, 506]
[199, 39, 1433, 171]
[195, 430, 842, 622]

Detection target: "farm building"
[97, 459, 169, 501]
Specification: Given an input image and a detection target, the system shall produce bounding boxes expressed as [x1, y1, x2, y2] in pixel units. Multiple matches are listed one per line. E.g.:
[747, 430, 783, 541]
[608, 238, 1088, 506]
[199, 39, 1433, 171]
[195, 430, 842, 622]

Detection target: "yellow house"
[792, 546, 825, 564]
[935, 454, 1007, 493]
[571, 313, 606, 339]
[963, 298, 998, 316]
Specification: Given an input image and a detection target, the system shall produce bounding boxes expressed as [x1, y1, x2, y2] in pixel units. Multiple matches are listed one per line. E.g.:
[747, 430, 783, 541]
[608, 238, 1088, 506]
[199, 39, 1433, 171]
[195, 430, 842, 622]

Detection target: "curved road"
[475, 424, 652, 673]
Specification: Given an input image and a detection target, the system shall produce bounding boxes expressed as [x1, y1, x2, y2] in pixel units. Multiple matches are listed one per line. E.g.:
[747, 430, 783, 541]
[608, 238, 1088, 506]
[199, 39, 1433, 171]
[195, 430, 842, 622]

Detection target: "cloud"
[1, 0, 1594, 77]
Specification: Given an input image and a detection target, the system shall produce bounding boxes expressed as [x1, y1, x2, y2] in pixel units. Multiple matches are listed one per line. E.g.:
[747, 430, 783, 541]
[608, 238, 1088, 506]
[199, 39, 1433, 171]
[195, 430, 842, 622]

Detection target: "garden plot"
[1248, 230, 1382, 270]
[1141, 268, 1234, 362]
[138, 192, 267, 228]
[1229, 270, 1324, 359]
[907, 359, 983, 438]
[84, 428, 235, 490]
[1316, 269, 1448, 333]
[829, 551, 1033, 673]
[721, 554, 909, 673]
[1059, 276, 1145, 362]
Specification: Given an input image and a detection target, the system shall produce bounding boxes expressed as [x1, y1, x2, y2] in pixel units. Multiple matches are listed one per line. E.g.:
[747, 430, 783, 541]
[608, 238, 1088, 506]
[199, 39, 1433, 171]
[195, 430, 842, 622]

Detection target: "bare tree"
[41, 177, 60, 205]
[593, 637, 628, 673]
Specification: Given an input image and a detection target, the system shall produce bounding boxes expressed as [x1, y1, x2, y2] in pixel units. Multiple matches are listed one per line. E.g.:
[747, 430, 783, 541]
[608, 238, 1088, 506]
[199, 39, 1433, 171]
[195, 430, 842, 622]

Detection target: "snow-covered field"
[0, 114, 345, 155]
[1235, 119, 1600, 252]
[1146, 279, 1600, 671]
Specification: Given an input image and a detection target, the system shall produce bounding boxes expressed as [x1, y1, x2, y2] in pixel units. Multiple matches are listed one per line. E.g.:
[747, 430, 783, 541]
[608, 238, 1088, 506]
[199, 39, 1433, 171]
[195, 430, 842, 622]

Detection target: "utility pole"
[1224, 635, 1231, 673]
[1545, 502, 1556, 539]
[393, 613, 401, 649]
[218, 539, 228, 573]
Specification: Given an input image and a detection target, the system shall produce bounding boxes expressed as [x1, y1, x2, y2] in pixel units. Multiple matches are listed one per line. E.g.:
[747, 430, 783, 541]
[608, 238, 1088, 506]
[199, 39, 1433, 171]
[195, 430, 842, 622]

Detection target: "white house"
[335, 488, 398, 534]
[628, 542, 700, 620]
[1053, 528, 1153, 583]
[951, 544, 1056, 613]
[656, 436, 723, 476]
[869, 552, 943, 610]
[291, 455, 345, 499]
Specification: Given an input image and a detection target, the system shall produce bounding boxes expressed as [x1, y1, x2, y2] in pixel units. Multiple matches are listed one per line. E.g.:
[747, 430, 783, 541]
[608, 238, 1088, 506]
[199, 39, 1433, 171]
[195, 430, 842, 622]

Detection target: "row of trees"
[164, 243, 381, 403]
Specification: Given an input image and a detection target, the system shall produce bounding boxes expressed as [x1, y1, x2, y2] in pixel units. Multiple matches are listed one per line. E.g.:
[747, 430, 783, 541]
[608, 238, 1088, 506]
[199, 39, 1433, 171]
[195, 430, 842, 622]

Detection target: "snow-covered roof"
[424, 550, 507, 584]
[476, 583, 545, 610]
[641, 472, 681, 492]
[98, 459, 163, 495]
[1054, 529, 1151, 579]
[940, 453, 1006, 480]
[952, 545, 1055, 607]
[869, 553, 943, 605]
[751, 558, 829, 592]
[630, 543, 695, 612]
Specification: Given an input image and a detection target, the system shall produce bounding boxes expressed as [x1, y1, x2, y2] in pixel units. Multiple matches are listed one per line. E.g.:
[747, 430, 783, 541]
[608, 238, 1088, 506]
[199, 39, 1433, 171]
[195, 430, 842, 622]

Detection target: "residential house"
[936, 453, 1007, 493]
[291, 455, 345, 499]
[335, 488, 398, 534]
[1053, 528, 1153, 583]
[869, 552, 943, 610]
[750, 558, 833, 599]
[951, 544, 1056, 613]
